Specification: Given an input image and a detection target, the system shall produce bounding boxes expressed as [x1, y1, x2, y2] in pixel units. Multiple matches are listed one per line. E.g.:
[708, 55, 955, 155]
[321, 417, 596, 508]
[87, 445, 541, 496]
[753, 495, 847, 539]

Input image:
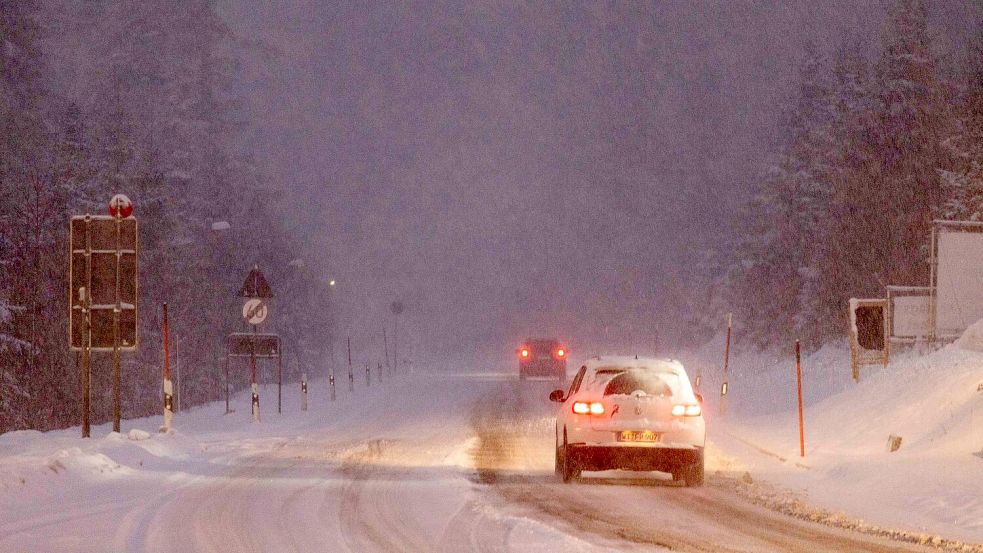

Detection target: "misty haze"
[1, 1, 983, 552]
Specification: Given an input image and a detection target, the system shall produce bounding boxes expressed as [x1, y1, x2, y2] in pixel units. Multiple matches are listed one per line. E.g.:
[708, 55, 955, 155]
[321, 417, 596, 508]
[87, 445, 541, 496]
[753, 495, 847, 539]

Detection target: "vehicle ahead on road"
[517, 338, 567, 381]
[549, 356, 705, 486]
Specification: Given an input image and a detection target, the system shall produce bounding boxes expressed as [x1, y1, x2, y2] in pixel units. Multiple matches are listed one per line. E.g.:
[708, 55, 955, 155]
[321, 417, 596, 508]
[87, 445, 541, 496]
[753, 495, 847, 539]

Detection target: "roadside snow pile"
[955, 318, 983, 352]
[714, 333, 983, 544]
[0, 426, 203, 496]
[127, 428, 151, 441]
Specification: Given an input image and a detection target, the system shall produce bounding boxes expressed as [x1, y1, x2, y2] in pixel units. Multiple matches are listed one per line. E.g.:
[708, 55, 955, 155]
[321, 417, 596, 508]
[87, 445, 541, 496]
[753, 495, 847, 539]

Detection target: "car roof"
[583, 356, 685, 374]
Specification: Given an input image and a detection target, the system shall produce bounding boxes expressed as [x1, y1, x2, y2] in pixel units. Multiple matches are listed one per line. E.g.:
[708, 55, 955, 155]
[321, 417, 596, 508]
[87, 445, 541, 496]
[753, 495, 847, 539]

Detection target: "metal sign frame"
[849, 298, 888, 383]
[69, 215, 139, 351]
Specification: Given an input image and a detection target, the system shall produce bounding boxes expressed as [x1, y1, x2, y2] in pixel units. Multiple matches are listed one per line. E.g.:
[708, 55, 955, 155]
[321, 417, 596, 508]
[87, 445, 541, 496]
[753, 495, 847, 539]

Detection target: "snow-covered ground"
[2, 326, 982, 552]
[683, 323, 983, 546]
[0, 373, 660, 553]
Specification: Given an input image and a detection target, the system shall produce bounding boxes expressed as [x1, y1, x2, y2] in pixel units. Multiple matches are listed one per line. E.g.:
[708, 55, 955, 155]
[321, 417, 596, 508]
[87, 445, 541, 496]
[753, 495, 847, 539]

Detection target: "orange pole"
[795, 340, 804, 457]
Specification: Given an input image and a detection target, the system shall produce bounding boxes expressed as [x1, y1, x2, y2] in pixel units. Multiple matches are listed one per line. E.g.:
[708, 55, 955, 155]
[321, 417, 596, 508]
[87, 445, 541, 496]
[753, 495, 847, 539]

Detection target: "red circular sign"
[109, 194, 134, 218]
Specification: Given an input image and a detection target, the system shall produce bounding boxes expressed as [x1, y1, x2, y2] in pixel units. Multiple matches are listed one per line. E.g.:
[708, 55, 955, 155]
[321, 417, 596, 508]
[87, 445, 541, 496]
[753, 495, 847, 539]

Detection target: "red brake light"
[520, 348, 530, 358]
[573, 401, 604, 415]
[672, 404, 702, 417]
[556, 348, 565, 358]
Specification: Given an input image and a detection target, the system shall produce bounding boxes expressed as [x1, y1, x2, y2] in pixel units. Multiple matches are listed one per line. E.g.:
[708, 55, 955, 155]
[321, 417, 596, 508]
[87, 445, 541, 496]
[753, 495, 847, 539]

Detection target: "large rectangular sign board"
[935, 228, 983, 337]
[69, 216, 139, 351]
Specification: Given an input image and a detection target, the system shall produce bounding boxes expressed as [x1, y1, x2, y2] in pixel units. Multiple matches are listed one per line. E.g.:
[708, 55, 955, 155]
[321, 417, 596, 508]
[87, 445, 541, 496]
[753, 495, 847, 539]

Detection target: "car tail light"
[556, 348, 566, 358]
[520, 348, 530, 358]
[573, 401, 604, 415]
[672, 404, 702, 417]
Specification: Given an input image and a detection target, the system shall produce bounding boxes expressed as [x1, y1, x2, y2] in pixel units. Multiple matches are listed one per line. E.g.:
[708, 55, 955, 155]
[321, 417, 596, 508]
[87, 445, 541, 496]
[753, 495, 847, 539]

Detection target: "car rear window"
[530, 340, 559, 354]
[590, 367, 681, 397]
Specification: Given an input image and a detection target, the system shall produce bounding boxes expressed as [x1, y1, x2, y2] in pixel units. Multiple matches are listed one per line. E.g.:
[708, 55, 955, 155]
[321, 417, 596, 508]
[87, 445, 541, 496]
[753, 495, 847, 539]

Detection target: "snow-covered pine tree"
[728, 42, 836, 349]
[872, 0, 949, 287]
[803, 38, 881, 344]
[939, 9, 983, 221]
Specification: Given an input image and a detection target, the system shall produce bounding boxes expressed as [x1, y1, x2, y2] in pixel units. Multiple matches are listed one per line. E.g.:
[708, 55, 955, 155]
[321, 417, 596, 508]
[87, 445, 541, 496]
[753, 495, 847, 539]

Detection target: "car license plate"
[617, 430, 661, 443]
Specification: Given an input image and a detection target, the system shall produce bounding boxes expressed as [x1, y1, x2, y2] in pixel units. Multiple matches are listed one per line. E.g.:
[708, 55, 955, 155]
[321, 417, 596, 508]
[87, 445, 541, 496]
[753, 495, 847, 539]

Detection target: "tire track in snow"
[469, 378, 935, 553]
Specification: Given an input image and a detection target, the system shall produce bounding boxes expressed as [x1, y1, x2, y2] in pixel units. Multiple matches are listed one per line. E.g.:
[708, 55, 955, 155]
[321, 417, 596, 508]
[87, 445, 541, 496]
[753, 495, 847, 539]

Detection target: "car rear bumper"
[567, 444, 703, 472]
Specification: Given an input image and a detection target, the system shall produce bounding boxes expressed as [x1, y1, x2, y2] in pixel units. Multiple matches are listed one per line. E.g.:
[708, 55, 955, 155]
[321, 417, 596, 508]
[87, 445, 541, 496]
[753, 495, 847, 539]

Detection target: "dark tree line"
[0, 1, 332, 434]
[727, 0, 983, 350]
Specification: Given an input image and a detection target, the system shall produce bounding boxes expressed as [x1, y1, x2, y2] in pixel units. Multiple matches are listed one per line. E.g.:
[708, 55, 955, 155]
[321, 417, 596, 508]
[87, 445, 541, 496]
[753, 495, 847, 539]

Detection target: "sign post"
[239, 266, 273, 423]
[69, 195, 138, 437]
[226, 332, 280, 419]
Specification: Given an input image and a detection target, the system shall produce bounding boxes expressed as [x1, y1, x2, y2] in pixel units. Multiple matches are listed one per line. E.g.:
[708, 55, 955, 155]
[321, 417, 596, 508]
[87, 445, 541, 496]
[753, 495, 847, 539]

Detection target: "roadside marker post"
[383, 327, 392, 377]
[390, 300, 404, 373]
[796, 340, 805, 458]
[378, 362, 383, 384]
[720, 313, 732, 417]
[161, 303, 173, 432]
[301, 373, 308, 411]
[224, 353, 232, 414]
[347, 337, 354, 392]
[365, 363, 371, 387]
[277, 342, 283, 414]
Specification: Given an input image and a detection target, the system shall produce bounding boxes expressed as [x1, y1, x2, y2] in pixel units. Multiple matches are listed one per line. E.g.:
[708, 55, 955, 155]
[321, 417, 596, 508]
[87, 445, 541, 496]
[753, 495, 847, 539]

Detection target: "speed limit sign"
[242, 298, 268, 325]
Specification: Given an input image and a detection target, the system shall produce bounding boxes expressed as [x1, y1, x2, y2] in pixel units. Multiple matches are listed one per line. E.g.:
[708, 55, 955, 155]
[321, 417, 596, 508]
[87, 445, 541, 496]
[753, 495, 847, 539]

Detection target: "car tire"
[682, 451, 705, 487]
[560, 428, 580, 483]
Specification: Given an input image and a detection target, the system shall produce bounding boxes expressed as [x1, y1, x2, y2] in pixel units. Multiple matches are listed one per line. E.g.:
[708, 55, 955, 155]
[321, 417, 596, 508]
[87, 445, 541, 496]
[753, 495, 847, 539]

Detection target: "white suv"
[549, 356, 706, 485]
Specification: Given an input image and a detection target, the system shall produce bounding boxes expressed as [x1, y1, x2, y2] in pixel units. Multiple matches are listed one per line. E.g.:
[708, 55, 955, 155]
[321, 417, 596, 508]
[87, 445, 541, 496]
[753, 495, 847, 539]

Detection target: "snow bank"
[955, 318, 983, 352]
[707, 334, 983, 544]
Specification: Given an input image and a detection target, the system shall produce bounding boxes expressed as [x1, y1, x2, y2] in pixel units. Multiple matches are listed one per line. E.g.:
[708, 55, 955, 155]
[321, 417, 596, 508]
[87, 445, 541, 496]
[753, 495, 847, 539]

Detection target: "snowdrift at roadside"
[711, 324, 983, 544]
[955, 318, 983, 353]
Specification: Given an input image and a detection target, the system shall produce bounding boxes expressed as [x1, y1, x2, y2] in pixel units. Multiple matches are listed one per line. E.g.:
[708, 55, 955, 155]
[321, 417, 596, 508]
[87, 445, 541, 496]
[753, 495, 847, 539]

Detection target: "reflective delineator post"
[251, 324, 260, 422]
[329, 369, 336, 401]
[384, 327, 391, 377]
[377, 362, 383, 384]
[720, 312, 732, 416]
[796, 339, 805, 458]
[365, 363, 371, 387]
[347, 337, 354, 392]
[301, 372, 308, 412]
[224, 353, 231, 415]
[277, 341, 282, 415]
[161, 303, 173, 433]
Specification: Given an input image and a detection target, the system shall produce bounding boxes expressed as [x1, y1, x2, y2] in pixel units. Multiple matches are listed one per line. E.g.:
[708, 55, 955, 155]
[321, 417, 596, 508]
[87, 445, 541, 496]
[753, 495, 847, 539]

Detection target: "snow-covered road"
[0, 371, 949, 552]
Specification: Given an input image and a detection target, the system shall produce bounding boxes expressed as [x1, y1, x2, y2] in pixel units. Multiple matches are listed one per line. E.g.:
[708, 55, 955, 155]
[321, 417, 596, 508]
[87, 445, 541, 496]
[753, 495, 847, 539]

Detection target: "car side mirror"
[549, 390, 565, 403]
[695, 393, 704, 404]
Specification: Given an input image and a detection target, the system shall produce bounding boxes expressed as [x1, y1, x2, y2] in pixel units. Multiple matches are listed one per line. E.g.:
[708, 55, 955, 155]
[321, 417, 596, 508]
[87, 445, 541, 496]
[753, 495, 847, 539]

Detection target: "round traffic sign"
[242, 298, 268, 325]
[109, 194, 134, 218]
